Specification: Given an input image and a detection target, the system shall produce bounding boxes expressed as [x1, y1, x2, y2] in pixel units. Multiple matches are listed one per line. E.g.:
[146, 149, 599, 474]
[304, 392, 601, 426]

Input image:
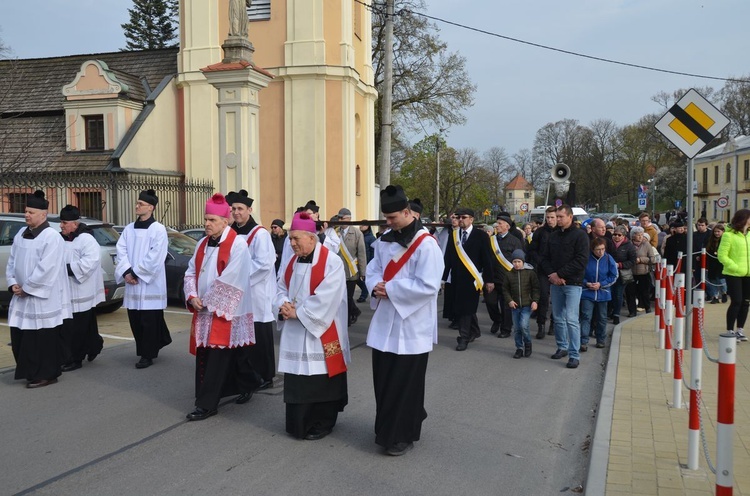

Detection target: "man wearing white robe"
[184, 194, 260, 421]
[59, 205, 105, 371]
[7, 191, 72, 388]
[274, 212, 350, 440]
[227, 189, 277, 390]
[115, 189, 172, 369]
[279, 201, 341, 271]
[366, 185, 444, 456]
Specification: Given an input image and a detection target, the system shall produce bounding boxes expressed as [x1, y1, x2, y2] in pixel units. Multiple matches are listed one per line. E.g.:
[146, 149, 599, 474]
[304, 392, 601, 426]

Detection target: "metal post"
[716, 333, 736, 496]
[654, 260, 662, 336]
[687, 287, 704, 470]
[659, 264, 667, 350]
[377, 0, 394, 194]
[684, 158, 694, 360]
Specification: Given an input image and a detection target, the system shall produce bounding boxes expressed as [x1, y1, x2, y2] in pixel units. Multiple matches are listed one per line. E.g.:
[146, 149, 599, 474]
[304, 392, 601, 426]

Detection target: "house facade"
[0, 0, 377, 227]
[504, 174, 535, 219]
[693, 135, 750, 223]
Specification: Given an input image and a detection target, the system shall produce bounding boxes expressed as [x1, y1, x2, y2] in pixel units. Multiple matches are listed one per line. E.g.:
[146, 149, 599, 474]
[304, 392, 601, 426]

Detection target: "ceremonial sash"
[245, 225, 264, 247]
[338, 236, 358, 277]
[490, 235, 513, 272]
[453, 229, 483, 291]
[383, 232, 432, 282]
[189, 229, 237, 355]
[283, 246, 347, 378]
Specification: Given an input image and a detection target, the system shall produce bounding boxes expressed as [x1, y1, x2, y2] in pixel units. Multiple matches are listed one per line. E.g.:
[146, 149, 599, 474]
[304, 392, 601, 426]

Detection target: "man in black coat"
[442, 207, 495, 351]
[487, 212, 523, 338]
[527, 206, 557, 339]
[664, 218, 688, 273]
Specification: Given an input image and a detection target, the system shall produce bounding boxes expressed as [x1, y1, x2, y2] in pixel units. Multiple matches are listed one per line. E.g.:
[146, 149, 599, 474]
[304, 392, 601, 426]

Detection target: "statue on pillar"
[229, 0, 253, 38]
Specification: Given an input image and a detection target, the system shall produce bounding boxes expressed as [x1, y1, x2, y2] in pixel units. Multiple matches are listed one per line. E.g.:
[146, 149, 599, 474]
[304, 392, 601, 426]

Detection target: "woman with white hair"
[631, 227, 657, 313]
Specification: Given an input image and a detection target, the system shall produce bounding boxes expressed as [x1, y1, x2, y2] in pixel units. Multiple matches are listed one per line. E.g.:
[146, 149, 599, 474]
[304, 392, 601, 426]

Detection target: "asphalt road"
[1, 298, 606, 496]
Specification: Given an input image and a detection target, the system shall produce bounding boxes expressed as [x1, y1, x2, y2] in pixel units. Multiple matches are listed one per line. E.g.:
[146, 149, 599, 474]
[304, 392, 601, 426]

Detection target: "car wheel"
[97, 300, 123, 313]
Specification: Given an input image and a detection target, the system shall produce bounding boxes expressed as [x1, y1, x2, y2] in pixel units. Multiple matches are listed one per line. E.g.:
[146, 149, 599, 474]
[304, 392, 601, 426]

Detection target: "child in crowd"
[501, 249, 540, 359]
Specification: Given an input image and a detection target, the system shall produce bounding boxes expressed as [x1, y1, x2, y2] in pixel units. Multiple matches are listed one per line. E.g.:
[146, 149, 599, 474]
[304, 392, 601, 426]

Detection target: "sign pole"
[685, 158, 694, 348]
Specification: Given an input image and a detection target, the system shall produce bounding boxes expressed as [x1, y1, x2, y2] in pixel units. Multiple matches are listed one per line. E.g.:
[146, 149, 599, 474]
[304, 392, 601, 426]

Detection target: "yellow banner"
[453, 229, 483, 291]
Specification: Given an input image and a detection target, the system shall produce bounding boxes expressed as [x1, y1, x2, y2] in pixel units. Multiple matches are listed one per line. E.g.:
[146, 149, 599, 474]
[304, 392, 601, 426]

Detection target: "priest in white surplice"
[7, 191, 72, 388]
[115, 189, 172, 369]
[366, 185, 444, 456]
[274, 211, 350, 441]
[59, 205, 105, 372]
[227, 189, 277, 390]
[183, 194, 261, 421]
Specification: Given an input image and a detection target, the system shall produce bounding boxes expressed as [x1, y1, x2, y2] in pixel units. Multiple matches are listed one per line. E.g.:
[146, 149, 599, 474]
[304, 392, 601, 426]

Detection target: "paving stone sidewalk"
[588, 302, 750, 495]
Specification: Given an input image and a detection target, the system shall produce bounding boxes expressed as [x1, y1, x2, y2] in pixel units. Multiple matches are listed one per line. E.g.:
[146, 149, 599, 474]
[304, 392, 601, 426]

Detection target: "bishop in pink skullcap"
[205, 193, 231, 218]
[290, 212, 317, 233]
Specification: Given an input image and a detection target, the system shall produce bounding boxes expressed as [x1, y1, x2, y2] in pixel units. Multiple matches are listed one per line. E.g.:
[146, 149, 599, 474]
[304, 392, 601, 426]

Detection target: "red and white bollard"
[716, 333, 736, 496]
[654, 260, 662, 336]
[659, 264, 668, 350]
[672, 273, 685, 409]
[663, 265, 674, 373]
[688, 288, 704, 470]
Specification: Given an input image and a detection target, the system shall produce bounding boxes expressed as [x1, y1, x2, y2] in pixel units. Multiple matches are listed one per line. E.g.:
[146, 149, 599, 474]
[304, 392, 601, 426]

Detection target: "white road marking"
[164, 309, 191, 315]
[100, 333, 135, 341]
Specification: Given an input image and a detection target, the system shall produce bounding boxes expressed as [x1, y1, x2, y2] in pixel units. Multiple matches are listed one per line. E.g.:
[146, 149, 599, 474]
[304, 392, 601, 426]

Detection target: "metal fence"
[0, 171, 214, 230]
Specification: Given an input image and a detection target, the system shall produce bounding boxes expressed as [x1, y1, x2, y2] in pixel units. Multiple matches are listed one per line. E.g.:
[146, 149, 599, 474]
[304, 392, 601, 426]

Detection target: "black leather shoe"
[186, 407, 217, 421]
[455, 341, 468, 351]
[257, 379, 273, 390]
[566, 358, 580, 369]
[551, 349, 568, 360]
[524, 343, 532, 357]
[235, 391, 253, 404]
[498, 330, 511, 338]
[580, 344, 588, 352]
[448, 322, 459, 330]
[513, 349, 523, 359]
[304, 427, 332, 440]
[26, 378, 58, 389]
[612, 316, 620, 325]
[61, 361, 82, 372]
[628, 313, 637, 318]
[357, 296, 367, 303]
[135, 358, 153, 369]
[490, 323, 500, 334]
[386, 442, 414, 456]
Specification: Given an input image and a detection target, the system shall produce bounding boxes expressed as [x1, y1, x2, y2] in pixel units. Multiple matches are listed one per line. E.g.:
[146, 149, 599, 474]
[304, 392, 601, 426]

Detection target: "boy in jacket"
[502, 249, 540, 359]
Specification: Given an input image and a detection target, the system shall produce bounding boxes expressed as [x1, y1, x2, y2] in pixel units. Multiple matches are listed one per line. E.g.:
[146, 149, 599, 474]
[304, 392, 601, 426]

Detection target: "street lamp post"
[434, 137, 440, 221]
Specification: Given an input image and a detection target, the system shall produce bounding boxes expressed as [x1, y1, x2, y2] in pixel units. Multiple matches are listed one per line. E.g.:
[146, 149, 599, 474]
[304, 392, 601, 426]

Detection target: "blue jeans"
[550, 285, 582, 359]
[610, 279, 625, 317]
[580, 299, 608, 345]
[706, 276, 727, 300]
[512, 306, 532, 349]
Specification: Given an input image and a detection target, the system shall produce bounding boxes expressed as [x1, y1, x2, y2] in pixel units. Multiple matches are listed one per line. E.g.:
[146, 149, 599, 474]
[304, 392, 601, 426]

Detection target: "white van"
[527, 206, 589, 225]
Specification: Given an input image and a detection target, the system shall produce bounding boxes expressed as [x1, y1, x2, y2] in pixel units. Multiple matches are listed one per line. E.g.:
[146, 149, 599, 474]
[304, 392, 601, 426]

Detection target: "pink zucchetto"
[290, 212, 317, 233]
[205, 193, 231, 218]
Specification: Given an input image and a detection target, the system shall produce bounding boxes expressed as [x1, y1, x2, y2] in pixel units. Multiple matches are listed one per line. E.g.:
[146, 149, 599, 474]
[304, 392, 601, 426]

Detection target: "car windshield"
[89, 225, 120, 246]
[169, 233, 196, 256]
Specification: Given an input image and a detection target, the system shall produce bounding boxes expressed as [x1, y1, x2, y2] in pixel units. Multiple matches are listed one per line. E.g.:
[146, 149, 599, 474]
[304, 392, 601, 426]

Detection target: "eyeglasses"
[612, 233, 623, 237]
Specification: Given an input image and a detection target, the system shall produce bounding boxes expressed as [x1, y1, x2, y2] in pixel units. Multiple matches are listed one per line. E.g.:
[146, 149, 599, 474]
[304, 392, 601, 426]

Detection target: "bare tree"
[719, 76, 750, 137]
[372, 0, 476, 171]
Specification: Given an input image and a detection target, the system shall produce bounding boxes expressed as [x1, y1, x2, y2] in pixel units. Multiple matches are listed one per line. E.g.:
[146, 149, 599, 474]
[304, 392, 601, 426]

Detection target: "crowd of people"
[9, 185, 750, 456]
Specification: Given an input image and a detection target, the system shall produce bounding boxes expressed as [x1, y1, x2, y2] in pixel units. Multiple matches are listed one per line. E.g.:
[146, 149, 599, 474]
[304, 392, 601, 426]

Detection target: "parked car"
[180, 228, 205, 241]
[611, 213, 639, 227]
[0, 214, 124, 312]
[111, 225, 196, 302]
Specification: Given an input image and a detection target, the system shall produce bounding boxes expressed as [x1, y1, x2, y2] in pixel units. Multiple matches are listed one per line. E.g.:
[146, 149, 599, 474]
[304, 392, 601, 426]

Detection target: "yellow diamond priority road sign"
[654, 88, 730, 159]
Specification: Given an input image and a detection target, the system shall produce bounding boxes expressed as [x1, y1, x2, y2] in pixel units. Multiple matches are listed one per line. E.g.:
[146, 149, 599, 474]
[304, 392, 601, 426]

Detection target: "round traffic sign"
[520, 203, 529, 212]
[717, 196, 729, 209]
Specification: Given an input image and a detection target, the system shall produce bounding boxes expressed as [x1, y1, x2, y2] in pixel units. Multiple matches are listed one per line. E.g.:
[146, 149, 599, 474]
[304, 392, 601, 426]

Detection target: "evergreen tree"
[121, 0, 178, 51]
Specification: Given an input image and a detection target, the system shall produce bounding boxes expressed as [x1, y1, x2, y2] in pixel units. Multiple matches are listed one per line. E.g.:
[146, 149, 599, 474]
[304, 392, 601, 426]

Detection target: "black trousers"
[372, 349, 429, 448]
[536, 274, 552, 326]
[633, 274, 652, 312]
[248, 321, 276, 383]
[60, 308, 103, 364]
[11, 325, 63, 382]
[484, 287, 512, 333]
[346, 280, 362, 320]
[457, 314, 480, 343]
[127, 309, 172, 359]
[725, 275, 750, 331]
[194, 346, 261, 410]
[442, 283, 455, 321]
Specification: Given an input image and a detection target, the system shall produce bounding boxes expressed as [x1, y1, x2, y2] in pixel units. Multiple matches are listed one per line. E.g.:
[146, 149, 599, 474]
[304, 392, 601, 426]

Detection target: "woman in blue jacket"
[581, 237, 619, 349]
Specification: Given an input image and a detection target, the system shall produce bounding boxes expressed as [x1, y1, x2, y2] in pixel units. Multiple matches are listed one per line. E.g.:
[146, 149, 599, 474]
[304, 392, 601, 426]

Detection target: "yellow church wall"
[324, 0, 342, 67]
[119, 83, 180, 173]
[258, 82, 286, 223]
[326, 79, 344, 215]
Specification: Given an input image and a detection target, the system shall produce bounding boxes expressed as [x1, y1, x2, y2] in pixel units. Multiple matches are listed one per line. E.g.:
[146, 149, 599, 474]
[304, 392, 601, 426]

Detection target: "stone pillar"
[202, 61, 272, 214]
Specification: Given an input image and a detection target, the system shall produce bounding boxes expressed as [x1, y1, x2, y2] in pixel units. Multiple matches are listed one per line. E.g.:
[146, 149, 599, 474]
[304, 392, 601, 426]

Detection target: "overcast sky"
[2, 0, 748, 158]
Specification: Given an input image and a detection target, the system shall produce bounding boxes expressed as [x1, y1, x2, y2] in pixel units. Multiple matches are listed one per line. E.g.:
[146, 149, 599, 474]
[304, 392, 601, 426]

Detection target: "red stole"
[189, 229, 237, 355]
[383, 232, 432, 282]
[245, 225, 264, 246]
[283, 246, 347, 377]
